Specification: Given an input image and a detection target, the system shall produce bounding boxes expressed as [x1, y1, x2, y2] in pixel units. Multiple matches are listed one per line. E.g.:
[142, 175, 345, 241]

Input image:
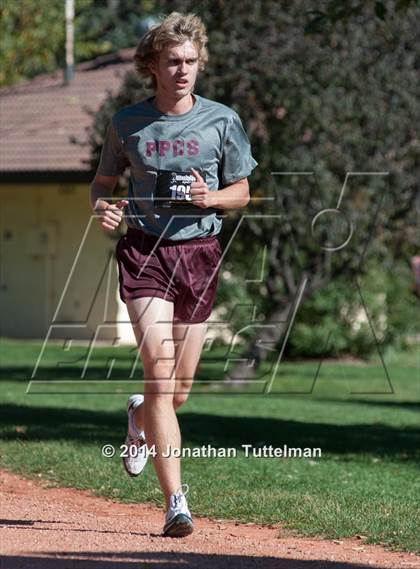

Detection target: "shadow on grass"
[1, 404, 418, 460]
[0, 366, 142, 382]
[0, 551, 393, 568]
[0, 364, 224, 383]
[312, 398, 420, 411]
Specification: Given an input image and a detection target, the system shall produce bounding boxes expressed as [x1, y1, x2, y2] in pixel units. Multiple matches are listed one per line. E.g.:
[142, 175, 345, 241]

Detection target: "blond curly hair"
[134, 12, 208, 90]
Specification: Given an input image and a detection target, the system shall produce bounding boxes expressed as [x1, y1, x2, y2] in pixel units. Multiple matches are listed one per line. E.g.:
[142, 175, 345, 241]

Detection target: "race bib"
[154, 170, 204, 210]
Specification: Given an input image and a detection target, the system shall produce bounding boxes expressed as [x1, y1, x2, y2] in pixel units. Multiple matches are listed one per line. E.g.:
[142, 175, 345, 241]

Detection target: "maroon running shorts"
[116, 227, 222, 324]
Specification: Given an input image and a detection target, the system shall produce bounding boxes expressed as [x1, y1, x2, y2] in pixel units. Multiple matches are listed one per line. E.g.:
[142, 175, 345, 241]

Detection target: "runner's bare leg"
[172, 321, 208, 408]
[126, 297, 208, 509]
[131, 320, 208, 426]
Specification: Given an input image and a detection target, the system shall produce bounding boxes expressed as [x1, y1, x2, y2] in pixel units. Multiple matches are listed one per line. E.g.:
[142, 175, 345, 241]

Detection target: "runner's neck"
[150, 93, 196, 116]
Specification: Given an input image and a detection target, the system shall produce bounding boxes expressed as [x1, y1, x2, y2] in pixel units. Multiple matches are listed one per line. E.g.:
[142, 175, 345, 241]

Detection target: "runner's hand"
[95, 199, 128, 232]
[190, 168, 215, 209]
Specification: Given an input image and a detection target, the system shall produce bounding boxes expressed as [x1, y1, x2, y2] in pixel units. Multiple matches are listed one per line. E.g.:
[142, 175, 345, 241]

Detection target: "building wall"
[0, 182, 136, 344]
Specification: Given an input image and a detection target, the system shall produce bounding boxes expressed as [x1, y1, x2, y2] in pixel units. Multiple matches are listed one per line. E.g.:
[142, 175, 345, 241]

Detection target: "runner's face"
[152, 41, 199, 98]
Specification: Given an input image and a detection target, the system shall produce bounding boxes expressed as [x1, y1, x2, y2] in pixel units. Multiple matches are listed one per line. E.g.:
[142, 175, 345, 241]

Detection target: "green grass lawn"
[0, 338, 419, 553]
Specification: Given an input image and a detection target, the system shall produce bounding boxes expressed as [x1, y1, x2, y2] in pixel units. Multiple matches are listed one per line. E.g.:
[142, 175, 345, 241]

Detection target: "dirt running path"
[0, 469, 418, 569]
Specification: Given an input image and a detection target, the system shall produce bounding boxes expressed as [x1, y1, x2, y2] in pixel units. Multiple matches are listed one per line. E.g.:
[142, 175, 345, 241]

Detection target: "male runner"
[90, 12, 257, 537]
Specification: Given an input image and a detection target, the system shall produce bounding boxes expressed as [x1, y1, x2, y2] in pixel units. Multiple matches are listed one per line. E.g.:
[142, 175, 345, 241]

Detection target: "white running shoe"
[162, 484, 194, 537]
[122, 394, 148, 477]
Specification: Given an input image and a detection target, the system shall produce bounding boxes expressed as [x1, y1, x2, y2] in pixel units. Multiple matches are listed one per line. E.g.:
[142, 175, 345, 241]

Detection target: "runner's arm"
[211, 178, 250, 209]
[90, 174, 119, 213]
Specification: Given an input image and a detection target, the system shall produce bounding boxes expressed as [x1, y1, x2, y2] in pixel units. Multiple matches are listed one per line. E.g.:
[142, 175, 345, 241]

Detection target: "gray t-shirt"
[97, 93, 258, 240]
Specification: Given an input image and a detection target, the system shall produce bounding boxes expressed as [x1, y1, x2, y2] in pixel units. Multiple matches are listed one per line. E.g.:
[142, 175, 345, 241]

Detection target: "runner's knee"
[141, 344, 176, 381]
[173, 391, 189, 409]
[144, 383, 174, 404]
[173, 376, 193, 409]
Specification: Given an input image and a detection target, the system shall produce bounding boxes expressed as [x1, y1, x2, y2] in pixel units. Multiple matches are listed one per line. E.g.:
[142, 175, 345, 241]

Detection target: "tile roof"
[0, 48, 135, 174]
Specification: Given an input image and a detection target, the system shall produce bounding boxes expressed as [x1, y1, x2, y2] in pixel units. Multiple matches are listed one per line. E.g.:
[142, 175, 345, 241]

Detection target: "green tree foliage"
[74, 0, 156, 61]
[287, 258, 419, 358]
[304, 0, 419, 33]
[0, 0, 155, 86]
[0, 0, 64, 85]
[88, 0, 419, 364]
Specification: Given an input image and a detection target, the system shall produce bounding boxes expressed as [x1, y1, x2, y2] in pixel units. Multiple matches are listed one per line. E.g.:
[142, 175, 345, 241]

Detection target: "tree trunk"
[223, 303, 292, 384]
